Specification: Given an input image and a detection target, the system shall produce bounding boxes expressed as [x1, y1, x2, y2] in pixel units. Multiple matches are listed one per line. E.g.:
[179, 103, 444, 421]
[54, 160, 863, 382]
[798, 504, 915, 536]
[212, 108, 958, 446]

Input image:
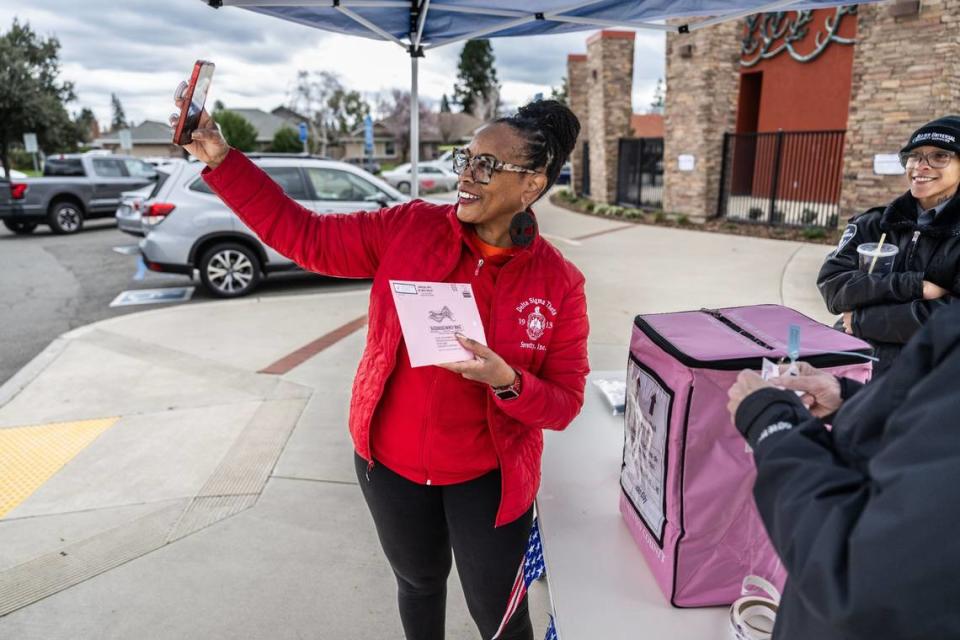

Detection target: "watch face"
[495, 388, 520, 400]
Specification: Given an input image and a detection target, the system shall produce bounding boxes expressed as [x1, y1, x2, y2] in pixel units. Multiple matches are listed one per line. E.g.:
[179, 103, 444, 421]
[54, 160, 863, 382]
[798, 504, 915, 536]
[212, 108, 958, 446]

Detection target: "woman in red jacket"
[178, 90, 589, 640]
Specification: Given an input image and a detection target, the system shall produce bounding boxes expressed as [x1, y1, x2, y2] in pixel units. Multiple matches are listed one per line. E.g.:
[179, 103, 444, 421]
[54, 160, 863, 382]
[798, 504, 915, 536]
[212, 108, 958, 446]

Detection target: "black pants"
[355, 453, 534, 640]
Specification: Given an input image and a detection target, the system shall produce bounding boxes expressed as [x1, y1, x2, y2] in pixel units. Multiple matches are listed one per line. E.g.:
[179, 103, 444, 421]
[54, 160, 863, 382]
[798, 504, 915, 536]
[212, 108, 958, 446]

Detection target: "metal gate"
[718, 130, 846, 228]
[617, 138, 663, 209]
[581, 142, 590, 196]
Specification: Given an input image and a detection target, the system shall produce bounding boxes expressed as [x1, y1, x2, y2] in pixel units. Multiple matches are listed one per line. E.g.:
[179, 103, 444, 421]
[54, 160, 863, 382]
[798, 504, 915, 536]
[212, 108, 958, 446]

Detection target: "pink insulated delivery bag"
[620, 304, 873, 607]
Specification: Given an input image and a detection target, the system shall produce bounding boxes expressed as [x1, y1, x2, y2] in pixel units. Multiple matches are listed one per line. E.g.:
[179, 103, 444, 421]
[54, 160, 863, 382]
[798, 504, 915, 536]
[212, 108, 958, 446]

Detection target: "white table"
[537, 371, 730, 639]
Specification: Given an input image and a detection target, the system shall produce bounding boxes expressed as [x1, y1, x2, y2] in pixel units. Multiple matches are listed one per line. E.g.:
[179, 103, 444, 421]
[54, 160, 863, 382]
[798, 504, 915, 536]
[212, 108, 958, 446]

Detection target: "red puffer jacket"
[203, 150, 590, 526]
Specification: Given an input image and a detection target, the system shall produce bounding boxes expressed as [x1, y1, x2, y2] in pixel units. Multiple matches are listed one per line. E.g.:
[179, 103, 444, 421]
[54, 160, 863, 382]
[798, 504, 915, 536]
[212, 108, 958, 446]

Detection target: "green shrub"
[585, 202, 596, 213]
[801, 208, 819, 225]
[654, 211, 667, 223]
[802, 227, 827, 240]
[677, 214, 690, 225]
[748, 207, 764, 221]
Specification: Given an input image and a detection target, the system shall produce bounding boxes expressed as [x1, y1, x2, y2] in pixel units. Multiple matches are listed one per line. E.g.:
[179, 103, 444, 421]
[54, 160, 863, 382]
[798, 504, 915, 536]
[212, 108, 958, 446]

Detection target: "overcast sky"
[0, 0, 665, 128]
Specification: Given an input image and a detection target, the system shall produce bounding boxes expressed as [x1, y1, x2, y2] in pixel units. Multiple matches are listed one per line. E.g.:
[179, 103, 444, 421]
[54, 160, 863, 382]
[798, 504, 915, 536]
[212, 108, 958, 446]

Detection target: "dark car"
[556, 162, 572, 186]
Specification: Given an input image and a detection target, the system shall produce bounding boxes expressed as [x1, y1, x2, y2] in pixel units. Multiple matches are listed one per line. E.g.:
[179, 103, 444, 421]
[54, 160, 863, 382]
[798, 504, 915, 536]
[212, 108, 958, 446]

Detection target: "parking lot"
[0, 218, 371, 387]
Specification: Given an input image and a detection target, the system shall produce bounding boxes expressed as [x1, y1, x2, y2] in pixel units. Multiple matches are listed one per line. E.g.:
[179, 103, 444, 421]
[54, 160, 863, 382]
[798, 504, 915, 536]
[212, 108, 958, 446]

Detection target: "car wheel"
[397, 181, 411, 194]
[3, 220, 38, 235]
[199, 243, 261, 298]
[47, 201, 84, 234]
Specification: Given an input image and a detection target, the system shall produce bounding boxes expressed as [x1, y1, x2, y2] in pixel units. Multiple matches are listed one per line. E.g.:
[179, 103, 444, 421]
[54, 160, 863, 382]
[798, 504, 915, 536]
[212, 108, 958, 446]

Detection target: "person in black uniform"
[725, 299, 960, 640]
[818, 115, 960, 375]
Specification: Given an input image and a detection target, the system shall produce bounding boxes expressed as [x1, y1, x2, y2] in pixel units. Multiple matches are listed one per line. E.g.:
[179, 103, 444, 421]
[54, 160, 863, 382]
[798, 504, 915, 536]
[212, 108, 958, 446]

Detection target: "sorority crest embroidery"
[517, 297, 556, 348]
[526, 306, 547, 340]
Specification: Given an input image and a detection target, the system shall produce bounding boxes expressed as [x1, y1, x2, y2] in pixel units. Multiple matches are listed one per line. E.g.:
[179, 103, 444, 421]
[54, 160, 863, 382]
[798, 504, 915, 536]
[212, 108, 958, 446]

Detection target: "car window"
[123, 158, 158, 179]
[262, 166, 309, 200]
[307, 168, 381, 201]
[189, 176, 214, 194]
[421, 166, 441, 174]
[92, 158, 126, 177]
[43, 158, 85, 177]
[149, 172, 170, 198]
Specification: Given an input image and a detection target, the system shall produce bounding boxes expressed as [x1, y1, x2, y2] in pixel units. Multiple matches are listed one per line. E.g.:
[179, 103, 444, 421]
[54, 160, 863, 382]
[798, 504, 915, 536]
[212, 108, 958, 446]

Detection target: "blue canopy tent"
[203, 0, 882, 197]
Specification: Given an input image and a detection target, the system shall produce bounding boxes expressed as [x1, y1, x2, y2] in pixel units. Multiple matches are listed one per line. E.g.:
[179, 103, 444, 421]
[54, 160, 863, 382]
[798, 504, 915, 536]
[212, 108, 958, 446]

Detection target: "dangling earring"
[509, 207, 537, 247]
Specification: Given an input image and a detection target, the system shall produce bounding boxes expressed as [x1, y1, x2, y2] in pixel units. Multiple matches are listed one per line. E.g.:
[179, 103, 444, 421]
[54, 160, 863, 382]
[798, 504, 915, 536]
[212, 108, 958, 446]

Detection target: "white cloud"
[0, 0, 665, 126]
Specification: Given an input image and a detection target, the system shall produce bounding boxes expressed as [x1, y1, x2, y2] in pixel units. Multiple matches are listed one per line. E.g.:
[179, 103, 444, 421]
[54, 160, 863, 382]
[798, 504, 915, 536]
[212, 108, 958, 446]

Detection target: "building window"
[384, 141, 396, 157]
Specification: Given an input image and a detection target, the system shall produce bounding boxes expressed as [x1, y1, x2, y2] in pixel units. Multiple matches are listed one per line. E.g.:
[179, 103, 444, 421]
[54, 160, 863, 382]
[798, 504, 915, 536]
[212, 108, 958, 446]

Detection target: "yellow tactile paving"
[0, 417, 120, 519]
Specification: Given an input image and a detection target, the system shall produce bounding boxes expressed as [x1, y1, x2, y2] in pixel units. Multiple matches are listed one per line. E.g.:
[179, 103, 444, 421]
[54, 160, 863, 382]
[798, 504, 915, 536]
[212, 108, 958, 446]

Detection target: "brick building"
[663, 0, 960, 224]
[567, 31, 664, 205]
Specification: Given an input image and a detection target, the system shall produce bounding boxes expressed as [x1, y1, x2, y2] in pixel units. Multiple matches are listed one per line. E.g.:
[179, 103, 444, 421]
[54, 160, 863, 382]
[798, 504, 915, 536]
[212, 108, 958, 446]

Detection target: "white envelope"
[389, 280, 488, 367]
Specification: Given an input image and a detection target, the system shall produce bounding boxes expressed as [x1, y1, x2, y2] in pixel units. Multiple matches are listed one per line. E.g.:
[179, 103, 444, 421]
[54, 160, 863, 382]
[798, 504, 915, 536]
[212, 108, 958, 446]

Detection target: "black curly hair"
[493, 99, 580, 200]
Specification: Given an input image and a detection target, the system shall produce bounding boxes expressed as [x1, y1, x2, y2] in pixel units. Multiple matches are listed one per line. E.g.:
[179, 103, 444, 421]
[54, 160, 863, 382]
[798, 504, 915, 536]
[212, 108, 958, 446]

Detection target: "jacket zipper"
[420, 355, 441, 486]
[475, 258, 484, 276]
[906, 230, 921, 269]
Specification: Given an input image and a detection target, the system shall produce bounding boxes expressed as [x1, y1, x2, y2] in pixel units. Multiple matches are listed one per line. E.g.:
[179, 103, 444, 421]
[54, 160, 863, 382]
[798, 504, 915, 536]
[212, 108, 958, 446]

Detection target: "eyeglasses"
[452, 147, 540, 185]
[899, 150, 958, 169]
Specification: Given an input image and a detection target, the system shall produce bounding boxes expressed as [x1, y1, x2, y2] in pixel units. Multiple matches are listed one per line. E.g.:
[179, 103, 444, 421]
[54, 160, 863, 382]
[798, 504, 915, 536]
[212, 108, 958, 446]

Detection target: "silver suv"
[138, 155, 407, 298]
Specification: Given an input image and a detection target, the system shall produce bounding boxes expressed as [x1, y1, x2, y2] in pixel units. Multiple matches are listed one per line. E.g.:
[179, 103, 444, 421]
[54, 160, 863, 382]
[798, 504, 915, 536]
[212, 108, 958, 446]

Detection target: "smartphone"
[173, 60, 215, 145]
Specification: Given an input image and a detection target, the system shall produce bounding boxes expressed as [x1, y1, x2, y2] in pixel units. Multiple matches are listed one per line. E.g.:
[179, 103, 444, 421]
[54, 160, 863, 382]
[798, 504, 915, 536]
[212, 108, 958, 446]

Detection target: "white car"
[138, 156, 409, 297]
[380, 162, 459, 194]
[0, 168, 28, 179]
[116, 167, 173, 237]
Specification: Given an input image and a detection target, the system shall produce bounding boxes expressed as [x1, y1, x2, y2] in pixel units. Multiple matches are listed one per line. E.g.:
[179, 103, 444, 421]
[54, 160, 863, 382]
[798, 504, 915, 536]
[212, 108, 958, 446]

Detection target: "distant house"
[231, 108, 309, 150]
[340, 111, 484, 163]
[93, 121, 182, 158]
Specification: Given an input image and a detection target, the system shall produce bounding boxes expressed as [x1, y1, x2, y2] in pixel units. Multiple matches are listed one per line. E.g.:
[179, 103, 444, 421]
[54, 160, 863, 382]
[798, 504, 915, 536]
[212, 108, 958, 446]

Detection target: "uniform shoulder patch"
[836, 223, 857, 253]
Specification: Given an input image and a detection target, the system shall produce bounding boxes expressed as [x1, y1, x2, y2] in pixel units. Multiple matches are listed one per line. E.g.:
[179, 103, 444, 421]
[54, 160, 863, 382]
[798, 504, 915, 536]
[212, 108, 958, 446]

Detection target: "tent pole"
[410, 53, 420, 199]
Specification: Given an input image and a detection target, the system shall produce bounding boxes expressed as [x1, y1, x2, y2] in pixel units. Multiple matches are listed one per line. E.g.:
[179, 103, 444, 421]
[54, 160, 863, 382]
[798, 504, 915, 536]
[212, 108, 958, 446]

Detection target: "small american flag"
[493, 519, 558, 640]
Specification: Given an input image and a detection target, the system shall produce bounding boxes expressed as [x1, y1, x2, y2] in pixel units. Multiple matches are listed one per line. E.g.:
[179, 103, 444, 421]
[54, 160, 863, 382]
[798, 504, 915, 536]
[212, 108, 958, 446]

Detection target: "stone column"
[566, 54, 589, 196]
[586, 30, 635, 204]
[662, 20, 741, 220]
[840, 0, 960, 218]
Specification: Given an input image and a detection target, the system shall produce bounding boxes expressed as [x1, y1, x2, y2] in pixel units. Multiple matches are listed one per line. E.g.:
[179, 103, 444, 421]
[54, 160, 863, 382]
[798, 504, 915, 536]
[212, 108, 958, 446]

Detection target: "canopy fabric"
[212, 1, 881, 50]
[205, 0, 881, 197]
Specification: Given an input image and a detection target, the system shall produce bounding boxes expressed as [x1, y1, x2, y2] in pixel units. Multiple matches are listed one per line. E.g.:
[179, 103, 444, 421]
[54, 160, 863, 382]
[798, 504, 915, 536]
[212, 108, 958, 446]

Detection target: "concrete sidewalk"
[0, 199, 837, 639]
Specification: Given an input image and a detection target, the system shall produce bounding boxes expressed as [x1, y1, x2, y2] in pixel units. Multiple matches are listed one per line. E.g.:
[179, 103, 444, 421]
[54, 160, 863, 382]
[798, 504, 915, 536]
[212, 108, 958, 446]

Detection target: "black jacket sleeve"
[734, 310, 960, 637]
[853, 296, 953, 344]
[816, 214, 924, 314]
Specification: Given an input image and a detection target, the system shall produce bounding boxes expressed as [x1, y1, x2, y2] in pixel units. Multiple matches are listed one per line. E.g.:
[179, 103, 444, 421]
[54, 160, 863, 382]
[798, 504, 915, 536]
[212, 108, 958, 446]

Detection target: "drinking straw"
[868, 233, 887, 274]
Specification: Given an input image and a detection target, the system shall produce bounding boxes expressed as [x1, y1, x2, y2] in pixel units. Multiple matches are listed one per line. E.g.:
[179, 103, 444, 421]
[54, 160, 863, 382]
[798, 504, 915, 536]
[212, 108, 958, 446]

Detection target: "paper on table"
[389, 280, 487, 367]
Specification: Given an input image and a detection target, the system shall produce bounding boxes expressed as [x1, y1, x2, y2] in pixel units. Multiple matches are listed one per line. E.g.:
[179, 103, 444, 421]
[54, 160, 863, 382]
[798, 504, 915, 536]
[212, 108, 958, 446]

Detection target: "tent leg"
[410, 54, 420, 200]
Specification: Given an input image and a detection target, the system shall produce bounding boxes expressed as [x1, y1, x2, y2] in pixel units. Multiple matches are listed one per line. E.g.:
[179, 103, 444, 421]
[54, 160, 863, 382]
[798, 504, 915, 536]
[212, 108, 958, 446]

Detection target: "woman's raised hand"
[171, 81, 229, 168]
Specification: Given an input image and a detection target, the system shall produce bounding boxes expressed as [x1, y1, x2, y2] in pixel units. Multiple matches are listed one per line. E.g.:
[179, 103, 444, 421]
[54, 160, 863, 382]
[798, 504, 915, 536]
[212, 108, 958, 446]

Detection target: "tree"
[328, 88, 370, 136]
[0, 19, 80, 176]
[270, 126, 303, 153]
[287, 70, 343, 155]
[453, 40, 500, 120]
[213, 108, 258, 151]
[440, 94, 452, 113]
[73, 108, 98, 143]
[110, 93, 128, 131]
[550, 77, 569, 106]
[649, 78, 665, 114]
[376, 89, 437, 162]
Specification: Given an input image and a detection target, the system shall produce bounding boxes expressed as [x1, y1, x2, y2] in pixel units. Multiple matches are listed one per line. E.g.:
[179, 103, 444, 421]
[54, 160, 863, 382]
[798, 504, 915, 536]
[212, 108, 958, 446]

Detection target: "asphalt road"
[0, 218, 367, 387]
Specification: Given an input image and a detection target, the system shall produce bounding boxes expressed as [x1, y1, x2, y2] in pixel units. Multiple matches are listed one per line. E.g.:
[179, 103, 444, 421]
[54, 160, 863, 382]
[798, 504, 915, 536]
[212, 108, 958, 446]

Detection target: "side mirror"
[364, 193, 391, 208]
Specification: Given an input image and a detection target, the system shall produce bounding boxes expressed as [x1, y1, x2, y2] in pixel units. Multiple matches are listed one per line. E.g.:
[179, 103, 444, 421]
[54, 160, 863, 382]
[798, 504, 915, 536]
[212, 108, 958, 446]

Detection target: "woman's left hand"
[437, 334, 517, 387]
